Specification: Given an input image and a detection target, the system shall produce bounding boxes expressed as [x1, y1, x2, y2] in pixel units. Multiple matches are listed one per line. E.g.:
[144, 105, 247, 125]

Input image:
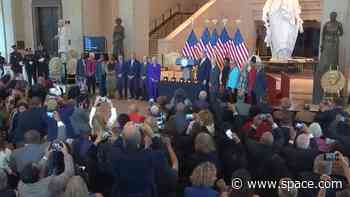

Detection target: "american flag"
[182, 30, 200, 59]
[219, 27, 234, 62]
[208, 29, 224, 65]
[231, 29, 249, 68]
[198, 27, 211, 57]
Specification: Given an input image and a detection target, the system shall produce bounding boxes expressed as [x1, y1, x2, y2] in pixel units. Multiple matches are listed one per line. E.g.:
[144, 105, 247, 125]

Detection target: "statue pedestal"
[313, 0, 350, 104]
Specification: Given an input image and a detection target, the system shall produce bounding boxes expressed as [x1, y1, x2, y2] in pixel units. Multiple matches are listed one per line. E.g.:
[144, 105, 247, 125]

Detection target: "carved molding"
[251, 0, 322, 21]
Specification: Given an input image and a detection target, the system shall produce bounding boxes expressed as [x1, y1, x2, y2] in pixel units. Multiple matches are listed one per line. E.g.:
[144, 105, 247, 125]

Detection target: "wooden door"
[37, 7, 59, 55]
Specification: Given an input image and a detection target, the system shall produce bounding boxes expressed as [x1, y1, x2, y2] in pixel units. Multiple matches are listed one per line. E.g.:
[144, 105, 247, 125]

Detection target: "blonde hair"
[197, 110, 214, 127]
[64, 176, 89, 197]
[195, 132, 216, 153]
[190, 162, 217, 187]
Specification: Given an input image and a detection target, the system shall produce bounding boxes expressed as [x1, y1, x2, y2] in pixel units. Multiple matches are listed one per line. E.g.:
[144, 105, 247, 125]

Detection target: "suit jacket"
[196, 58, 211, 82]
[9, 143, 47, 173]
[209, 65, 221, 92]
[115, 61, 128, 79]
[253, 70, 267, 96]
[76, 58, 86, 78]
[127, 59, 141, 78]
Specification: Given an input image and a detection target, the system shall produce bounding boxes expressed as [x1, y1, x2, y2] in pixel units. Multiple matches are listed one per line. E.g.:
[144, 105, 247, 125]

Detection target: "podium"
[176, 58, 196, 81]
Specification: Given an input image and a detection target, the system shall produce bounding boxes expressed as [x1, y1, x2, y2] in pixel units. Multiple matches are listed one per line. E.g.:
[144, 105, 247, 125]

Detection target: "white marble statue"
[57, 19, 71, 54]
[263, 0, 304, 61]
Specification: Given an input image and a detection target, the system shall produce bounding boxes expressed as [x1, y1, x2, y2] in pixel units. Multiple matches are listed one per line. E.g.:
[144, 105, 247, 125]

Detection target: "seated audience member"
[62, 176, 103, 197]
[18, 142, 74, 197]
[256, 95, 273, 114]
[13, 96, 46, 146]
[193, 91, 209, 112]
[197, 110, 215, 136]
[295, 104, 316, 124]
[0, 136, 11, 172]
[234, 90, 251, 117]
[308, 122, 329, 152]
[228, 169, 257, 197]
[278, 178, 298, 197]
[9, 130, 46, 173]
[0, 169, 16, 197]
[109, 122, 176, 197]
[128, 103, 145, 123]
[273, 97, 293, 126]
[168, 102, 190, 135]
[116, 113, 130, 132]
[185, 162, 224, 197]
[185, 133, 220, 178]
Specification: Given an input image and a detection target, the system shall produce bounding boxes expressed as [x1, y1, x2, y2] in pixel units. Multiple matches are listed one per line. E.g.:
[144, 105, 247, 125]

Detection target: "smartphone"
[225, 129, 234, 139]
[324, 153, 337, 161]
[295, 123, 305, 129]
[100, 97, 107, 103]
[47, 112, 54, 118]
[186, 114, 194, 121]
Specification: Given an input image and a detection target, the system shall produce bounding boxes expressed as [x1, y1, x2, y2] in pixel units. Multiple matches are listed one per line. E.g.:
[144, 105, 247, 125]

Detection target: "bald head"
[122, 122, 141, 150]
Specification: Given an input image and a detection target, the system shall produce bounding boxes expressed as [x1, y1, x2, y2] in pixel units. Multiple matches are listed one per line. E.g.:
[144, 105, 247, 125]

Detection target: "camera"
[324, 153, 338, 161]
[295, 123, 305, 130]
[260, 114, 268, 120]
[186, 114, 194, 121]
[51, 141, 63, 152]
[47, 112, 54, 118]
[100, 97, 107, 103]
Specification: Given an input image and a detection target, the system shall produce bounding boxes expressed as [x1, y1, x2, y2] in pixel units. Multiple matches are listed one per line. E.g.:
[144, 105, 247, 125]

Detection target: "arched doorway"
[32, 0, 62, 55]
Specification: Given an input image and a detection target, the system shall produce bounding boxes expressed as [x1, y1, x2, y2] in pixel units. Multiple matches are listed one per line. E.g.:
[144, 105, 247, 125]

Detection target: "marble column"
[0, 0, 15, 58]
[313, 0, 350, 104]
[118, 0, 150, 59]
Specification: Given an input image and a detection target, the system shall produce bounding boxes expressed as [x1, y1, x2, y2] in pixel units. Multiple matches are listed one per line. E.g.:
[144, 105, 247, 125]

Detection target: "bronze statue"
[313, 11, 344, 104]
[113, 18, 125, 58]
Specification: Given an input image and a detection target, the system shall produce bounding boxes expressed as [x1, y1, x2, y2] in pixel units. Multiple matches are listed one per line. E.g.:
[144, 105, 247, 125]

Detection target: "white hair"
[308, 123, 322, 138]
[296, 134, 310, 149]
[199, 91, 208, 100]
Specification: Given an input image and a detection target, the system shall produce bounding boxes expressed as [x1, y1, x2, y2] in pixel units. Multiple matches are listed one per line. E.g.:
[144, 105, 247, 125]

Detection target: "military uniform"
[24, 50, 37, 85]
[10, 50, 23, 74]
[35, 49, 50, 79]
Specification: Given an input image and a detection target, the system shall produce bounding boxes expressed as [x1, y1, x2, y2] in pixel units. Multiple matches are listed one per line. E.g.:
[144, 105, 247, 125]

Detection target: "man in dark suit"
[208, 59, 221, 102]
[127, 53, 141, 99]
[24, 48, 37, 85]
[115, 55, 128, 99]
[34, 45, 50, 79]
[9, 45, 23, 75]
[196, 52, 211, 90]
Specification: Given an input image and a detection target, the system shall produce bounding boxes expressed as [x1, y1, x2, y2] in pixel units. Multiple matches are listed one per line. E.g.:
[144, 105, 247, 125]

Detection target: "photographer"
[89, 96, 117, 135]
[17, 142, 74, 197]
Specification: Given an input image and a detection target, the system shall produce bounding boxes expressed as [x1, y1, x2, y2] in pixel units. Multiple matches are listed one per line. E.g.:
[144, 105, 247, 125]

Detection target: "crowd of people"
[1, 47, 350, 197]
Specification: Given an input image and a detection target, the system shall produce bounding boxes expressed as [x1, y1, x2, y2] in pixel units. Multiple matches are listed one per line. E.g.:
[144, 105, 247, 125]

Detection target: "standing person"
[96, 53, 108, 97]
[76, 53, 87, 92]
[237, 62, 249, 95]
[140, 56, 149, 100]
[226, 60, 240, 101]
[127, 53, 141, 99]
[197, 52, 211, 90]
[0, 52, 6, 77]
[106, 56, 116, 98]
[24, 48, 36, 86]
[247, 56, 258, 104]
[253, 63, 267, 105]
[208, 59, 221, 103]
[147, 57, 161, 101]
[85, 53, 97, 95]
[9, 45, 23, 75]
[115, 55, 127, 99]
[35, 44, 49, 80]
[221, 58, 231, 91]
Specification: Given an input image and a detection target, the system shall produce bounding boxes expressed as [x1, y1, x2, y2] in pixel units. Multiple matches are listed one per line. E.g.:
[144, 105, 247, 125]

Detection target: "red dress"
[247, 67, 257, 104]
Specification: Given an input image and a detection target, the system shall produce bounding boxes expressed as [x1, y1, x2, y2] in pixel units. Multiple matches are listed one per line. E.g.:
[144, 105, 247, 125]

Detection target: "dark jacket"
[196, 58, 211, 82]
[76, 58, 86, 78]
[13, 107, 47, 144]
[221, 64, 231, 87]
[209, 66, 221, 92]
[127, 59, 141, 78]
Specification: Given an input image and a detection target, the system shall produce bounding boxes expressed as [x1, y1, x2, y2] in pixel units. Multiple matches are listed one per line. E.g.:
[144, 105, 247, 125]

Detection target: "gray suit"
[9, 143, 47, 173]
[209, 65, 221, 101]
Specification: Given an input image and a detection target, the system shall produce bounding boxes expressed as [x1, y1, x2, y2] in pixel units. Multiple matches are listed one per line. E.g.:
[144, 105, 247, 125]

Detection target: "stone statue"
[113, 18, 125, 58]
[262, 0, 304, 61]
[56, 19, 71, 55]
[313, 11, 344, 104]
